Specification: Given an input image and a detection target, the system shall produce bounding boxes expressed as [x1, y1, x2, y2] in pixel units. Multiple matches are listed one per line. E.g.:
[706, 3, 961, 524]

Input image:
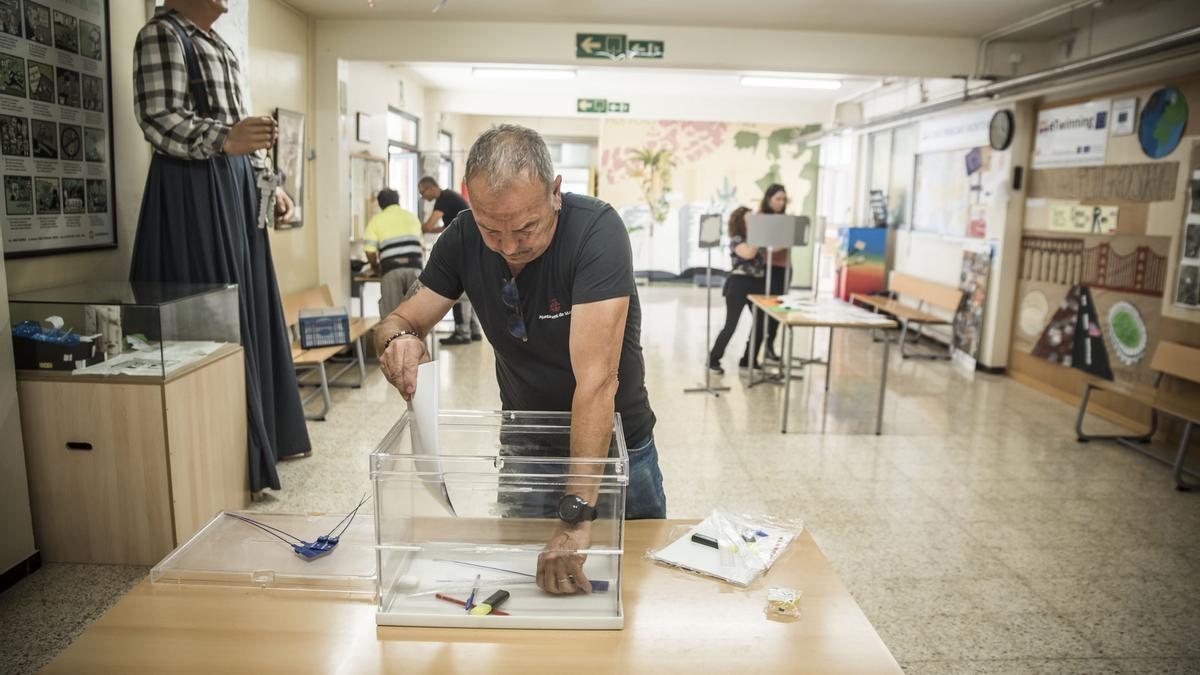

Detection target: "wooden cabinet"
[18, 345, 248, 565]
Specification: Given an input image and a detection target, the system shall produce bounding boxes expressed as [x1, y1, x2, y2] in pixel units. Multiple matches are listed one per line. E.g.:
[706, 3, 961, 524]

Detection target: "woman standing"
[759, 184, 789, 363]
[129, 0, 310, 493]
[707, 207, 767, 373]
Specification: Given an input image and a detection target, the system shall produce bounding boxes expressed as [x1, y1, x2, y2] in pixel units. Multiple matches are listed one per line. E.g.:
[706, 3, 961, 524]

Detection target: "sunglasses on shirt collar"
[501, 277, 528, 342]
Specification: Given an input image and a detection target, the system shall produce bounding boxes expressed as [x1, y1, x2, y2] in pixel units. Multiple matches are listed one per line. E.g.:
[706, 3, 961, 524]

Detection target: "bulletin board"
[1, 0, 116, 258]
[912, 149, 972, 237]
[1009, 76, 1200, 447]
[912, 146, 1008, 239]
[349, 153, 386, 242]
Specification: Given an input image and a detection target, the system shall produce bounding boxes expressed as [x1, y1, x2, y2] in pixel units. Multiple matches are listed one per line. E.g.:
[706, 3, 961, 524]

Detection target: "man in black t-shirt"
[418, 176, 469, 234]
[377, 126, 665, 596]
[418, 176, 479, 345]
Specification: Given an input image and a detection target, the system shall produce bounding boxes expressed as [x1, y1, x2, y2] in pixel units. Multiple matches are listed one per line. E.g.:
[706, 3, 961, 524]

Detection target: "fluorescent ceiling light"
[740, 75, 842, 90]
[473, 68, 576, 80]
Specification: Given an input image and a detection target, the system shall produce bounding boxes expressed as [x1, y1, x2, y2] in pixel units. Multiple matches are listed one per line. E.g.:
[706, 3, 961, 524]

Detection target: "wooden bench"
[851, 272, 963, 360]
[1075, 340, 1200, 491]
[281, 285, 377, 421]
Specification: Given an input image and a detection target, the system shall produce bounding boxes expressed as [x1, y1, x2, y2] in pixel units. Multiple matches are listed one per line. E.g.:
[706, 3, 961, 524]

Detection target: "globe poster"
[1138, 86, 1188, 160]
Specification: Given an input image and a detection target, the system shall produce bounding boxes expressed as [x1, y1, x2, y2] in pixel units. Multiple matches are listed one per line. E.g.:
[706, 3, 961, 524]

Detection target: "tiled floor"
[2, 283, 1198, 674]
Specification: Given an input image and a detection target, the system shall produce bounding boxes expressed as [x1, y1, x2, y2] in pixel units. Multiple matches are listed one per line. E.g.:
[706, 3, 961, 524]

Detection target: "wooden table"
[45, 520, 899, 674]
[749, 296, 899, 434]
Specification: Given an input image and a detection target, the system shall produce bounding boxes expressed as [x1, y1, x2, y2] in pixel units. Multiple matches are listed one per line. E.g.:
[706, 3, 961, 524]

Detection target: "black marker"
[691, 532, 719, 549]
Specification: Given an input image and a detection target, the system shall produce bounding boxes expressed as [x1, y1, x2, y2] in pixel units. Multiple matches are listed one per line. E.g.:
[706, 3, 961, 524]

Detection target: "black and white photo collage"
[1176, 169, 1200, 309]
[0, 0, 110, 255]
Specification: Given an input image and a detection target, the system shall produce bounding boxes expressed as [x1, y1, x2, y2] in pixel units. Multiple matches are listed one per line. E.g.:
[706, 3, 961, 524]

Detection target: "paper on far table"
[410, 360, 456, 516]
[647, 514, 797, 587]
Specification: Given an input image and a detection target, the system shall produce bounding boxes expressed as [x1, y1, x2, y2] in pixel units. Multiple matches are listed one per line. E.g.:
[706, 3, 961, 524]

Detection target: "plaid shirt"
[133, 8, 264, 170]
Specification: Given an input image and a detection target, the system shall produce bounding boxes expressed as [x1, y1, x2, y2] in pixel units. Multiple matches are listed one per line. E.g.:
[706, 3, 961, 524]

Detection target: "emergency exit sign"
[576, 33, 625, 59]
[577, 98, 630, 114]
[576, 33, 665, 60]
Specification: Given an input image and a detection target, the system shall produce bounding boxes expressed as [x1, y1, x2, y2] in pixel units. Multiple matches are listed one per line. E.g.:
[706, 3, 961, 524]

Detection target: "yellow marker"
[468, 590, 510, 616]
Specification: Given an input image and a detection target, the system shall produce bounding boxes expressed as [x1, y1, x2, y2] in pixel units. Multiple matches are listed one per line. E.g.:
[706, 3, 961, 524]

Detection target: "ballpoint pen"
[465, 573, 481, 611]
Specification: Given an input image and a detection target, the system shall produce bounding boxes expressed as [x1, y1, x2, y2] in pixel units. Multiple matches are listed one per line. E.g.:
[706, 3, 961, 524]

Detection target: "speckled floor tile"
[1115, 657, 1200, 674]
[904, 658, 1128, 674]
[1064, 610, 1200, 659]
[920, 611, 1096, 660]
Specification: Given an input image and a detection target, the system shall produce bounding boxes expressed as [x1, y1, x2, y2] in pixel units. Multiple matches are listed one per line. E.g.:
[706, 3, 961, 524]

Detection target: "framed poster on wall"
[274, 108, 304, 229]
[1031, 99, 1111, 169]
[1, 0, 116, 258]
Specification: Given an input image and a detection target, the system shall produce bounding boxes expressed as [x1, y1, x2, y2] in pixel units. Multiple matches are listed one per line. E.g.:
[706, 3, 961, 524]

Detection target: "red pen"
[435, 593, 510, 616]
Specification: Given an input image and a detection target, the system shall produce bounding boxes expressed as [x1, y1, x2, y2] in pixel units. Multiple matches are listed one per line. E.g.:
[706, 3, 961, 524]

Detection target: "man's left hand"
[536, 522, 593, 595]
[274, 186, 295, 225]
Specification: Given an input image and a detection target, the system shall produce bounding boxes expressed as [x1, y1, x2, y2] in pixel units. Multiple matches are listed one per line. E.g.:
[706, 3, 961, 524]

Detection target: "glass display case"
[8, 282, 239, 378]
[373, 410, 628, 629]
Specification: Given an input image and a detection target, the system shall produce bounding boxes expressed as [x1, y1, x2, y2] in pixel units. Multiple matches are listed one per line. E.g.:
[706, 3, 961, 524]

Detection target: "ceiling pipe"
[974, 0, 1106, 77]
[820, 24, 1200, 142]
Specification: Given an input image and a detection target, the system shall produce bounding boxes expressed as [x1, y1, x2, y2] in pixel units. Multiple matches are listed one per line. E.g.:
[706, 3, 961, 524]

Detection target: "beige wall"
[316, 19, 977, 77]
[458, 115, 601, 145]
[345, 62, 428, 159]
[0, 250, 35, 573]
[250, 0, 318, 296]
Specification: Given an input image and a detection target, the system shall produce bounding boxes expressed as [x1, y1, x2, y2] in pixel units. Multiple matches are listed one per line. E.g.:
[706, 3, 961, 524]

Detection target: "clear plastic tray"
[150, 511, 377, 598]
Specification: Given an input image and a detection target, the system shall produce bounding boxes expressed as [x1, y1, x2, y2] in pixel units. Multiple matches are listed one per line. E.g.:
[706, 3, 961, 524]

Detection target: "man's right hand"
[223, 116, 277, 155]
[380, 335, 429, 401]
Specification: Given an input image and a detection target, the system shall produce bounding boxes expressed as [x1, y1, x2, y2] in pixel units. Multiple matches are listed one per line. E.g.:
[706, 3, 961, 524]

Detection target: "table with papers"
[749, 295, 898, 434]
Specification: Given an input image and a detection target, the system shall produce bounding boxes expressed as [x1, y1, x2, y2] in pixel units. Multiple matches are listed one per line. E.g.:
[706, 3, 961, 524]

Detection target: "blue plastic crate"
[298, 308, 350, 349]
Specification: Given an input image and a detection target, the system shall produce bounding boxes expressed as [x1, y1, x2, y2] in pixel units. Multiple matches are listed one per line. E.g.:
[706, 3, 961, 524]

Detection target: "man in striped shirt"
[363, 189, 423, 317]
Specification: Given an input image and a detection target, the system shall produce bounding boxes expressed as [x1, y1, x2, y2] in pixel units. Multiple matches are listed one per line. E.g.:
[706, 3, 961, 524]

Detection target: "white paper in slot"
[409, 360, 456, 516]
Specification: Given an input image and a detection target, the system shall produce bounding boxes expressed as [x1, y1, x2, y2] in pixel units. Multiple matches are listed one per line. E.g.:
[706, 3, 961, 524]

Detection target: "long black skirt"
[130, 153, 311, 492]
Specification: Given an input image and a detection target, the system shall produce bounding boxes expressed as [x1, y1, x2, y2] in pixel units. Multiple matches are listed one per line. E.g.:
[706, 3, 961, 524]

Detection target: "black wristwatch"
[557, 494, 598, 525]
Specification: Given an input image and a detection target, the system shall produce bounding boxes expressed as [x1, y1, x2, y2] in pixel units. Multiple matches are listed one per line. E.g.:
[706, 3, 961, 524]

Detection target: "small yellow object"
[468, 590, 509, 616]
[766, 587, 801, 618]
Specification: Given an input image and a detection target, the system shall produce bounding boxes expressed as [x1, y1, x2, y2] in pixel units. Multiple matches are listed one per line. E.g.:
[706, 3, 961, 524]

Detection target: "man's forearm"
[374, 309, 425, 350]
[566, 379, 618, 506]
[373, 281, 429, 353]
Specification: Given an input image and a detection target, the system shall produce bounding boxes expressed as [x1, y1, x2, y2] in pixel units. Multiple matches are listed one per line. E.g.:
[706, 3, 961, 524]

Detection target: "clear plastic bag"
[644, 509, 803, 587]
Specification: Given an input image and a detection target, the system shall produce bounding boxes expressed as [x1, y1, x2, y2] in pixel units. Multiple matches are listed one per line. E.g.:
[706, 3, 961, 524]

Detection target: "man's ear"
[552, 175, 563, 211]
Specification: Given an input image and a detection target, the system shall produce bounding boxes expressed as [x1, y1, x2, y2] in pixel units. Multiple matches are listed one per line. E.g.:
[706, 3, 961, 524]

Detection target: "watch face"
[989, 110, 1014, 150]
[558, 497, 582, 521]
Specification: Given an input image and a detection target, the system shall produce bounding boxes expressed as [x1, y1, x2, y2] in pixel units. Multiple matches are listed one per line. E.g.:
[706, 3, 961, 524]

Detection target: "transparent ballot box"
[372, 410, 629, 629]
[8, 281, 239, 377]
[150, 511, 378, 598]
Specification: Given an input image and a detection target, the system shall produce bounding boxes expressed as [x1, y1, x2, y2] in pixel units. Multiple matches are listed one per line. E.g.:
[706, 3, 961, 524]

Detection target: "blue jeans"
[625, 435, 667, 519]
[496, 433, 667, 520]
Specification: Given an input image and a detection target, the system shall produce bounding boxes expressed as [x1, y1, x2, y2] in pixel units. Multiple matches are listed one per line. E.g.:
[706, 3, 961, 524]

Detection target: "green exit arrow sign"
[577, 98, 630, 114]
[577, 98, 607, 113]
[576, 33, 626, 59]
[627, 40, 664, 59]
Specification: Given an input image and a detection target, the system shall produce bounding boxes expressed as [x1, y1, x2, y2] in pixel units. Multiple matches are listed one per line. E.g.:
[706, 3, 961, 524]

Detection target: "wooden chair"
[852, 272, 963, 360]
[1075, 340, 1200, 491]
[281, 285, 377, 421]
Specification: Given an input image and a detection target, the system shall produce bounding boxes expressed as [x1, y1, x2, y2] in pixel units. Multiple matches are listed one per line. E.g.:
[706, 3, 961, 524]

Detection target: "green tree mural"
[626, 147, 676, 236]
